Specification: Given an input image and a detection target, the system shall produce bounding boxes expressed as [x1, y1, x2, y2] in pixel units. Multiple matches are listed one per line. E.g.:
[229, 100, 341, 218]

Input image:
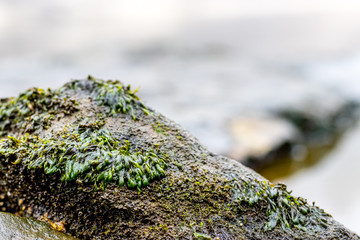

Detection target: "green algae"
[64, 76, 150, 119]
[193, 232, 212, 239]
[0, 76, 148, 138]
[233, 180, 330, 233]
[0, 119, 168, 191]
[0, 87, 78, 137]
[0, 78, 164, 190]
[152, 121, 169, 136]
[156, 168, 330, 236]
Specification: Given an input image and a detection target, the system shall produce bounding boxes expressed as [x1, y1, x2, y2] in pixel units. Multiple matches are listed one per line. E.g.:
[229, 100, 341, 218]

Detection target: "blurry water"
[281, 122, 360, 234]
[307, 56, 360, 100]
[1, 0, 360, 234]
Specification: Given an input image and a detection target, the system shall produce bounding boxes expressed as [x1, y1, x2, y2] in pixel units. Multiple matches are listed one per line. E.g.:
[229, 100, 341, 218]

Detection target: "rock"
[229, 114, 299, 164]
[0, 77, 358, 239]
[277, 100, 359, 147]
[228, 100, 359, 175]
[0, 212, 76, 240]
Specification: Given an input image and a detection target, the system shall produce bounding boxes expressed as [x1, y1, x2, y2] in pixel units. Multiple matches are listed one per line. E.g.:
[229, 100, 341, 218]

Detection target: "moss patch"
[0, 119, 168, 191]
[63, 76, 150, 119]
[233, 180, 330, 233]
[0, 87, 77, 137]
[152, 121, 169, 136]
[147, 168, 330, 237]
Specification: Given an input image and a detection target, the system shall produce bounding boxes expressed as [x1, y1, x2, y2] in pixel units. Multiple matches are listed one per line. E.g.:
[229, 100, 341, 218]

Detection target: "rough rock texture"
[0, 77, 358, 239]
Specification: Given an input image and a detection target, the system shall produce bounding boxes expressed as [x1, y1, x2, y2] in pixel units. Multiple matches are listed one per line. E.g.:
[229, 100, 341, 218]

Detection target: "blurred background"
[1, 0, 360, 234]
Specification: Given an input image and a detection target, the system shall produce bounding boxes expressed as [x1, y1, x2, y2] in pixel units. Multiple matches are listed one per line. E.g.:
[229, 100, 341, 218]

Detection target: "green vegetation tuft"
[0, 87, 77, 137]
[193, 232, 212, 240]
[0, 78, 161, 191]
[0, 120, 167, 191]
[234, 180, 330, 232]
[64, 76, 150, 119]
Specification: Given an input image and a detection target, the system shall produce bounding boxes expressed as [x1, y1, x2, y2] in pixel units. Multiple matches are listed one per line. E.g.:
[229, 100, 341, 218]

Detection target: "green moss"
[193, 232, 212, 240]
[0, 120, 167, 191]
[63, 76, 150, 119]
[152, 168, 330, 237]
[234, 180, 330, 232]
[0, 87, 77, 137]
[152, 121, 169, 136]
[0, 78, 163, 192]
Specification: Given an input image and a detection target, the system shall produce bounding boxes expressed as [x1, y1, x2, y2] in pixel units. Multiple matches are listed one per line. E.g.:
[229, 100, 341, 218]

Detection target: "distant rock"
[228, 100, 359, 177]
[229, 114, 298, 162]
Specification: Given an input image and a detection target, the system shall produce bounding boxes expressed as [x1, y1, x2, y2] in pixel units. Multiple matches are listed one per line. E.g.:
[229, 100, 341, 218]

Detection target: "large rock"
[0, 77, 358, 239]
[228, 101, 359, 176]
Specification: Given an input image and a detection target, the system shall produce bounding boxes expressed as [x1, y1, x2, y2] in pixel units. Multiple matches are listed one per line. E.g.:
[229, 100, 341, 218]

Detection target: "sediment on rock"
[0, 77, 358, 239]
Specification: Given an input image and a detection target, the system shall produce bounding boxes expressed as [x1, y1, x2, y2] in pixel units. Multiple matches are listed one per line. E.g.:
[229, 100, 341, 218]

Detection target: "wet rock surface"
[0, 78, 358, 239]
[0, 212, 76, 240]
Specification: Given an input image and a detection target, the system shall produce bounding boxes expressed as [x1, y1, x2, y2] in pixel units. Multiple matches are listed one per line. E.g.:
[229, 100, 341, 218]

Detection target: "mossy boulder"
[0, 77, 358, 239]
